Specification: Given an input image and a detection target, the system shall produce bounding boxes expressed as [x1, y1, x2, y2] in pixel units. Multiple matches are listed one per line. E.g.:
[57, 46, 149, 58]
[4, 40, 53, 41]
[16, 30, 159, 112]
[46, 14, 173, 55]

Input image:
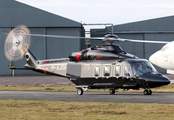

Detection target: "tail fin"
[24, 49, 38, 68]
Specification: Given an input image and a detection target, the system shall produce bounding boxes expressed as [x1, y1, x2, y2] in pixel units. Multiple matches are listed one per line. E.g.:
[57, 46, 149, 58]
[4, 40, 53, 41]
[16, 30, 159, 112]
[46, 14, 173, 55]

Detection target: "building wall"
[0, 0, 85, 76]
[1, 27, 84, 76]
[90, 16, 174, 73]
[0, 28, 11, 76]
[0, 0, 81, 28]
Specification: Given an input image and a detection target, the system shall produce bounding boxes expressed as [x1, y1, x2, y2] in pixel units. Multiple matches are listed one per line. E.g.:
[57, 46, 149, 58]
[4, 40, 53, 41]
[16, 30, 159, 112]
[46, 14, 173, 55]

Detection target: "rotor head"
[102, 34, 120, 44]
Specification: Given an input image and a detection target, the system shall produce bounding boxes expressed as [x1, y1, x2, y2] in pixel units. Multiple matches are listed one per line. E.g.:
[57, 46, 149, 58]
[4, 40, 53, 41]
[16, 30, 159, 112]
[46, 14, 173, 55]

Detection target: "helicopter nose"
[140, 73, 170, 87]
[156, 75, 171, 85]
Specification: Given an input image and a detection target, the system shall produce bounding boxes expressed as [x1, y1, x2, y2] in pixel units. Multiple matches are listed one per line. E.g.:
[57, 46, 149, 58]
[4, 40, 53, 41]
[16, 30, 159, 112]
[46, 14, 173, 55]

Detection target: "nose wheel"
[143, 89, 152, 95]
[143, 83, 152, 95]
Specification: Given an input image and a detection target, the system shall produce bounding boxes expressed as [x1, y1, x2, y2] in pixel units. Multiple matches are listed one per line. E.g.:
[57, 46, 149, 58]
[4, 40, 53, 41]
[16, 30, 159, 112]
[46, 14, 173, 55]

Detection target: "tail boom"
[24, 50, 69, 77]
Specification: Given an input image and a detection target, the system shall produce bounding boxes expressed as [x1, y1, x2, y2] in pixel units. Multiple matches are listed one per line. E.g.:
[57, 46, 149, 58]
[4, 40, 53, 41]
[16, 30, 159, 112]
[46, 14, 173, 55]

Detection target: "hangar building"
[0, 0, 173, 75]
[0, 0, 85, 76]
[91, 16, 174, 73]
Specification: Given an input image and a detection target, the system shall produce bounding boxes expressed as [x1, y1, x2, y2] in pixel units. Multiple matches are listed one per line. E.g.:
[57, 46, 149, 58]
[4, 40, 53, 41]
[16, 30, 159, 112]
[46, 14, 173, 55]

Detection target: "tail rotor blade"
[4, 25, 31, 61]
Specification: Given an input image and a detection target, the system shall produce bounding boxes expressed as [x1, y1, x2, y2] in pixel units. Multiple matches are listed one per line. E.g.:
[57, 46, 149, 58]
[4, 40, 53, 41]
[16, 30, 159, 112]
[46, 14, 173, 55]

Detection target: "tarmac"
[0, 76, 72, 86]
[0, 91, 173, 104]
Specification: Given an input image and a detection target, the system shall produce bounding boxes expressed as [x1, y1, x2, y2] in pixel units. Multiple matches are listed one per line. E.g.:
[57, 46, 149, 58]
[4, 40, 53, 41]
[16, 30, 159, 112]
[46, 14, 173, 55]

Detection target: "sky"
[16, 0, 174, 31]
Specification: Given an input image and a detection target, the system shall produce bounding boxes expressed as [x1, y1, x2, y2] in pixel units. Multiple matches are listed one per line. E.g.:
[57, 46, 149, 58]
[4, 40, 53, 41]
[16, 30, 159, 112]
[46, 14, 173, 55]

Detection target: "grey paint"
[67, 62, 81, 77]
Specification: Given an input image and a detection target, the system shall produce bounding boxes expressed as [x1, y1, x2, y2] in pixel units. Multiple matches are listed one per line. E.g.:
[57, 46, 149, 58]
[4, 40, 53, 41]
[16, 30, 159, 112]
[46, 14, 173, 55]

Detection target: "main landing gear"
[76, 86, 88, 95]
[143, 89, 152, 95]
[109, 89, 115, 95]
[76, 87, 116, 95]
[77, 88, 83, 95]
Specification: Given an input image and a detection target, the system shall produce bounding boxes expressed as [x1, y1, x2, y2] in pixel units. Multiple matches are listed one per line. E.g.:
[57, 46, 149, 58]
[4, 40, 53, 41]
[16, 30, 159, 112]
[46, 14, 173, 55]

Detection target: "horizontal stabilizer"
[8, 65, 33, 70]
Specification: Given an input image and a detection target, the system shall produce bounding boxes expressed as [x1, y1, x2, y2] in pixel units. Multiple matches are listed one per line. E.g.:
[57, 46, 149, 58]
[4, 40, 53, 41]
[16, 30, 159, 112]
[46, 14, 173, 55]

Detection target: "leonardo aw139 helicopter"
[4, 25, 170, 95]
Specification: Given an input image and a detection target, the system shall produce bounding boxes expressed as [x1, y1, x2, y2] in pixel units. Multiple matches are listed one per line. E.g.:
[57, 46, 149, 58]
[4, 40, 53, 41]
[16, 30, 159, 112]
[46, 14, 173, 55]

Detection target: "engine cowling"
[69, 50, 90, 61]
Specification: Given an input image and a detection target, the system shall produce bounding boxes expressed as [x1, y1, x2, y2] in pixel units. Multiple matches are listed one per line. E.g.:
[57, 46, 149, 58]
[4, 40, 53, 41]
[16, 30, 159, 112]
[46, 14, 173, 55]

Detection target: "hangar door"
[0, 28, 11, 75]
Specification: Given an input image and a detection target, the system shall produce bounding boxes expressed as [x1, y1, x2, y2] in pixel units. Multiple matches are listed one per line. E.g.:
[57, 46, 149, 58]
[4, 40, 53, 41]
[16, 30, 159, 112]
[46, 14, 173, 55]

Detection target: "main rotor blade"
[117, 38, 170, 44]
[17, 33, 170, 44]
[18, 33, 103, 40]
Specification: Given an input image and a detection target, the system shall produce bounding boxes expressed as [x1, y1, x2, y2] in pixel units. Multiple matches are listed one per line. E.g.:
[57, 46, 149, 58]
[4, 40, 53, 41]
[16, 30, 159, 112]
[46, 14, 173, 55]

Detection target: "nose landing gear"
[143, 83, 152, 95]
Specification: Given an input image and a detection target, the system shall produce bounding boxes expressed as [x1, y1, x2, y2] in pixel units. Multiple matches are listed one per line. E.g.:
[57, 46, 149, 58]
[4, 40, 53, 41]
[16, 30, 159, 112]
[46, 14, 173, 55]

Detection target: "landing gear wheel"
[143, 90, 148, 95]
[77, 88, 83, 95]
[109, 89, 115, 95]
[148, 90, 152, 95]
[143, 89, 152, 95]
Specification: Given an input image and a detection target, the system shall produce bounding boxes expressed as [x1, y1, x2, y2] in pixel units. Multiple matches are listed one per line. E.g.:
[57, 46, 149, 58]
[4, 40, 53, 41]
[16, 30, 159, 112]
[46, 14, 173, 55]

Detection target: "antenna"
[82, 23, 114, 34]
[82, 23, 114, 47]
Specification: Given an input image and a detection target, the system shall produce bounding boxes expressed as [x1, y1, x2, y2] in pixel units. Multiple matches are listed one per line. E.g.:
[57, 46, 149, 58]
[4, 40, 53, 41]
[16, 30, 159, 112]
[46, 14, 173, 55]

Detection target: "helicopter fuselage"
[24, 50, 170, 93]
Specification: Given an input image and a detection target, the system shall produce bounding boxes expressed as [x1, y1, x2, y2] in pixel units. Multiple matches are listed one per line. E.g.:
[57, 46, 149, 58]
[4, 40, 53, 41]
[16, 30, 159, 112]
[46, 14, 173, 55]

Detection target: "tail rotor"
[4, 25, 31, 61]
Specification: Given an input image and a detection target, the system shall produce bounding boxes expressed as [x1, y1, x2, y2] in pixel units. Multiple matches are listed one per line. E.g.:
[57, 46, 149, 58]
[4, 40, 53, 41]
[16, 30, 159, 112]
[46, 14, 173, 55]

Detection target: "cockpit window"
[133, 61, 157, 77]
[161, 46, 169, 51]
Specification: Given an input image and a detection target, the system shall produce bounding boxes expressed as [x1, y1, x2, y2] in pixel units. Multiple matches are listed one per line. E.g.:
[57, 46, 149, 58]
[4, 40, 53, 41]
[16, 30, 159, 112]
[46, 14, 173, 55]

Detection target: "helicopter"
[4, 25, 170, 95]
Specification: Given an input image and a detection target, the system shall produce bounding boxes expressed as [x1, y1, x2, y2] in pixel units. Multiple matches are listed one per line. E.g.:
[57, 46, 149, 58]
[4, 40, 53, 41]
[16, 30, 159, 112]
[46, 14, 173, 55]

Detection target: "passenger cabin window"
[104, 65, 111, 77]
[94, 66, 100, 77]
[124, 65, 132, 77]
[115, 65, 121, 76]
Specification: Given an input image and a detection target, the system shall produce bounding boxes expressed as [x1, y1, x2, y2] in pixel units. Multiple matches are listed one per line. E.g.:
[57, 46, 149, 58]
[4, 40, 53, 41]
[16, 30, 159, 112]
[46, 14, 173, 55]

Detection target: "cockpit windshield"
[160, 45, 169, 52]
[132, 61, 157, 77]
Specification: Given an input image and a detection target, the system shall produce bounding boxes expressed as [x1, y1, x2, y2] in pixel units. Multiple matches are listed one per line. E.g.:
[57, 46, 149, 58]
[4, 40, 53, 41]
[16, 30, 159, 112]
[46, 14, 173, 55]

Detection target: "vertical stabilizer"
[24, 49, 38, 68]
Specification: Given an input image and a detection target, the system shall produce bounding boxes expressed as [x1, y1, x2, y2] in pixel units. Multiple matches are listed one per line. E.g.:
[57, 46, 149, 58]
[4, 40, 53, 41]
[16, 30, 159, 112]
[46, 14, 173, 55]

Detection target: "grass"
[0, 84, 173, 119]
[0, 84, 76, 91]
[0, 84, 174, 93]
[0, 100, 173, 120]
